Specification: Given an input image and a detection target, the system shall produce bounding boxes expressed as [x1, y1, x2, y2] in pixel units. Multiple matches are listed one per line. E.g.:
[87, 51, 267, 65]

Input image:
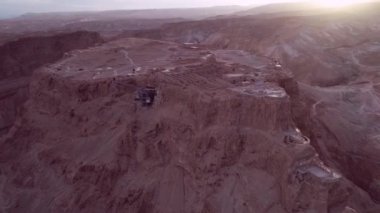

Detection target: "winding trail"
[120, 48, 137, 68]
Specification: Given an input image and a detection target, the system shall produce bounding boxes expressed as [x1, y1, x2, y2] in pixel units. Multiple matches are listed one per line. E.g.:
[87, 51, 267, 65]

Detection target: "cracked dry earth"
[0, 37, 380, 213]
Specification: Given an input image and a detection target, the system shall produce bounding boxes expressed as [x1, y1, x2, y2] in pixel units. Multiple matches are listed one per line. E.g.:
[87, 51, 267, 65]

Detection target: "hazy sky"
[1, 0, 302, 18]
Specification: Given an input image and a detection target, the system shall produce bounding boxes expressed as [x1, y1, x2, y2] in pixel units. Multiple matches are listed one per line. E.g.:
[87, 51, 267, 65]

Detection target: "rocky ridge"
[0, 38, 379, 212]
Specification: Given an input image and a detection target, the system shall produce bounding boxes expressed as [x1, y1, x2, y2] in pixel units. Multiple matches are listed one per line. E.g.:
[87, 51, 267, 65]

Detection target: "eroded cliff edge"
[0, 31, 103, 135]
[0, 38, 379, 213]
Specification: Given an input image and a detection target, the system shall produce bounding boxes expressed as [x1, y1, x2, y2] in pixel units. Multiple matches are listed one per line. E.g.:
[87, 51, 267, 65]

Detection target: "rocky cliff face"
[0, 31, 103, 135]
[0, 78, 29, 135]
[290, 82, 380, 204]
[0, 38, 378, 213]
[0, 31, 103, 80]
[120, 9, 380, 205]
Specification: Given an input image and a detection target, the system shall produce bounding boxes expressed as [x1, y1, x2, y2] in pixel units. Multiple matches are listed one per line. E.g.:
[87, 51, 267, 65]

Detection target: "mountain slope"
[117, 3, 380, 204]
[1, 38, 379, 213]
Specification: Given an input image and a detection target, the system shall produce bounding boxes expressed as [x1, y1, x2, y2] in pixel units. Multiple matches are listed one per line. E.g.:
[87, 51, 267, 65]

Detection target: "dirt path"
[120, 48, 137, 68]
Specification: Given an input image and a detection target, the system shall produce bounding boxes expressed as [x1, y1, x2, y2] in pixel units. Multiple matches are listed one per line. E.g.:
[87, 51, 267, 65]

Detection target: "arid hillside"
[1, 37, 379, 213]
[1, 2, 380, 213]
[116, 2, 380, 205]
[122, 3, 380, 86]
[0, 31, 103, 135]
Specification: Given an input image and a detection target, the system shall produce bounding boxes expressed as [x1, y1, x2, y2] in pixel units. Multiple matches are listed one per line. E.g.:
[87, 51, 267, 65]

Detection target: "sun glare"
[317, 0, 363, 8]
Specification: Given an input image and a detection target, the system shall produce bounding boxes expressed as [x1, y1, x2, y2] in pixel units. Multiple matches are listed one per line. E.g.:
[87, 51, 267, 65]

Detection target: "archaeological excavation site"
[1, 1, 380, 212]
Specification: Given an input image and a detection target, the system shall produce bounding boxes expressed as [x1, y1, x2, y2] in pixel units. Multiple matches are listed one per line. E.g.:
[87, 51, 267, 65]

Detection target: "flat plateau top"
[44, 38, 289, 98]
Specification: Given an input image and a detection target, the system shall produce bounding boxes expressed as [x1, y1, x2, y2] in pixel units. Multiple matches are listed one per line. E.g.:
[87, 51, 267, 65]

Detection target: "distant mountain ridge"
[16, 5, 252, 21]
[0, 5, 255, 36]
[235, 1, 380, 17]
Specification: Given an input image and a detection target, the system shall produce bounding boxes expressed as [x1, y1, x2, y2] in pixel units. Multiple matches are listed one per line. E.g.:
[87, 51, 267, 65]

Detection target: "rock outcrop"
[0, 31, 103, 135]
[0, 38, 379, 213]
[120, 8, 380, 205]
[0, 31, 103, 80]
